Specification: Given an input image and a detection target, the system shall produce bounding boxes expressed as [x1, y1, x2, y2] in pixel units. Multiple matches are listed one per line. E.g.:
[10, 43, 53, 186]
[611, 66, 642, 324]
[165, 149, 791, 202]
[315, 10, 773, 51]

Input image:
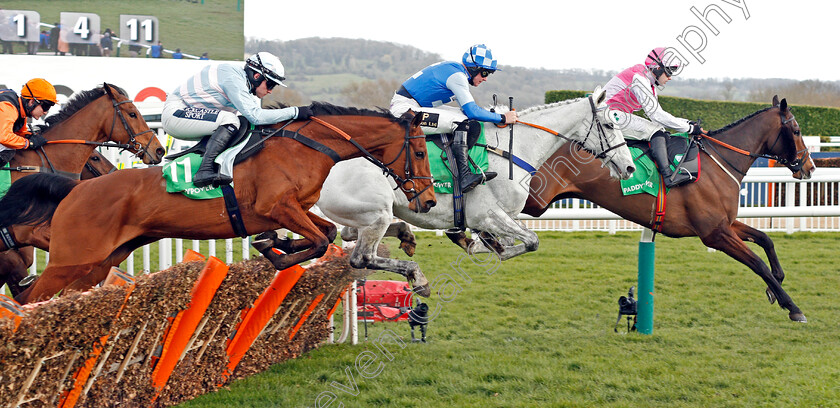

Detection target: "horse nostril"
[426, 200, 436, 209]
[627, 166, 636, 174]
[157, 148, 166, 157]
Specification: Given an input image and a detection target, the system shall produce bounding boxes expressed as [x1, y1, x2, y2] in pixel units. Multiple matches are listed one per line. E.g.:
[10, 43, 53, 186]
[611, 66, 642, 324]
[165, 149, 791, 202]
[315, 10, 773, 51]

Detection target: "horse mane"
[708, 107, 773, 136]
[308, 101, 395, 120]
[516, 97, 586, 116]
[0, 173, 79, 228]
[35, 84, 129, 134]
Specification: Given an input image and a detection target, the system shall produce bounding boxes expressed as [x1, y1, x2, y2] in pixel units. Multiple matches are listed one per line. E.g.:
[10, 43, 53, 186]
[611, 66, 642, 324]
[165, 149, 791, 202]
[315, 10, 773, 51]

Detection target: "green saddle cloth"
[427, 123, 490, 194]
[0, 166, 10, 198]
[619, 132, 690, 196]
[162, 153, 224, 199]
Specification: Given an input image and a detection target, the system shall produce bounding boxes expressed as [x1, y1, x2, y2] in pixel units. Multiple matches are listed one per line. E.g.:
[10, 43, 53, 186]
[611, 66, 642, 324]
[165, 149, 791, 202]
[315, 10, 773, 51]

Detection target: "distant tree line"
[247, 38, 840, 110]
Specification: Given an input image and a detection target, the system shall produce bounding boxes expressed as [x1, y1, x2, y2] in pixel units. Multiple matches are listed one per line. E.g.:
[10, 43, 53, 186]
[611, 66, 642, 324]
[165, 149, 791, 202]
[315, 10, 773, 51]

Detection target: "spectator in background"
[150, 41, 163, 58]
[0, 41, 12, 54]
[39, 30, 48, 50]
[172, 48, 183, 59]
[199, 52, 209, 60]
[100, 28, 112, 57]
[50, 23, 61, 55]
[57, 26, 69, 56]
[129, 43, 141, 57]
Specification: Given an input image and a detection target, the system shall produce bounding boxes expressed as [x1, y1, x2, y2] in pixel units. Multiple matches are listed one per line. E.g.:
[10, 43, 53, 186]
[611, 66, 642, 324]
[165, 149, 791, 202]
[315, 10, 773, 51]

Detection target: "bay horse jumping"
[520, 96, 814, 322]
[0, 151, 119, 296]
[0, 84, 163, 296]
[2, 103, 436, 304]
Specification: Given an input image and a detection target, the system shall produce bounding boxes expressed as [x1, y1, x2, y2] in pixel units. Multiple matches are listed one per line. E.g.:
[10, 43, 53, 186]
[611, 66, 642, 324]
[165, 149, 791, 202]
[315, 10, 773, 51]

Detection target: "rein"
[697, 110, 810, 179]
[509, 95, 627, 160]
[20, 86, 155, 178]
[308, 116, 433, 205]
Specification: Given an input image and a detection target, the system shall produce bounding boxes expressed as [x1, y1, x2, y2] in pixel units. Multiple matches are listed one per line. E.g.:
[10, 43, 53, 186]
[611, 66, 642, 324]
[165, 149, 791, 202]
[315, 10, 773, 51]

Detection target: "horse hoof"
[19, 275, 36, 287]
[789, 312, 807, 323]
[765, 287, 777, 304]
[413, 284, 431, 298]
[410, 271, 430, 298]
[251, 238, 274, 253]
[399, 241, 416, 257]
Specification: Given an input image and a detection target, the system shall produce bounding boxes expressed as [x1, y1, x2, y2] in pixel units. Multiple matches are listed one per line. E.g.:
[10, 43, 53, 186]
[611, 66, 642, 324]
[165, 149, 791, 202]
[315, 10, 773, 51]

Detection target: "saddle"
[629, 133, 700, 186]
[164, 116, 267, 166]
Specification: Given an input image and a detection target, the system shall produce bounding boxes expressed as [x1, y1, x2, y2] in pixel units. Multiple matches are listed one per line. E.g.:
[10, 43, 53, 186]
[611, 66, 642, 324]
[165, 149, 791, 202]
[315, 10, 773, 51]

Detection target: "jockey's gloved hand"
[27, 133, 47, 149]
[296, 106, 313, 120]
[688, 122, 703, 135]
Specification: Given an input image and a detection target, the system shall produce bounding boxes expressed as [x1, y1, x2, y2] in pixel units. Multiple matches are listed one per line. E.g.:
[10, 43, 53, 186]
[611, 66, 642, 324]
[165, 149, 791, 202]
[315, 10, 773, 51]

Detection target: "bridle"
[18, 85, 155, 178]
[698, 108, 810, 176]
[515, 95, 627, 160]
[309, 116, 434, 207]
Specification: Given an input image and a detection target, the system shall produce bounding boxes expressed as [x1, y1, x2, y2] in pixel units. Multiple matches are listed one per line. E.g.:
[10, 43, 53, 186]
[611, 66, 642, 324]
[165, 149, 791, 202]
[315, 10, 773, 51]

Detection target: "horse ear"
[772, 95, 780, 107]
[103, 82, 115, 98]
[780, 98, 788, 112]
[592, 85, 606, 105]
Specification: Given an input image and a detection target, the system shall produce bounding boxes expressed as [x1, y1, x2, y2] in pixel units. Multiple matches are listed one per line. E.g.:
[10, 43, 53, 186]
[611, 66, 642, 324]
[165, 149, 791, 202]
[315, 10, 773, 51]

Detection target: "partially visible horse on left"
[0, 151, 118, 295]
[0, 83, 163, 296]
[1, 103, 436, 304]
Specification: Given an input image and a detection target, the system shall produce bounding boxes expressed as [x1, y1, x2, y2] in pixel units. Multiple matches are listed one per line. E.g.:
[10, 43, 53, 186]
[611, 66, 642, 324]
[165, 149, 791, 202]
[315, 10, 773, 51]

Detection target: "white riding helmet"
[245, 52, 287, 88]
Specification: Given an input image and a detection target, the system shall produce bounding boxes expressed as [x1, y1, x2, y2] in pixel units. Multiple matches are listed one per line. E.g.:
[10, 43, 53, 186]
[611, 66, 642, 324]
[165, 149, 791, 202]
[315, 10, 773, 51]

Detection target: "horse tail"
[0, 174, 80, 228]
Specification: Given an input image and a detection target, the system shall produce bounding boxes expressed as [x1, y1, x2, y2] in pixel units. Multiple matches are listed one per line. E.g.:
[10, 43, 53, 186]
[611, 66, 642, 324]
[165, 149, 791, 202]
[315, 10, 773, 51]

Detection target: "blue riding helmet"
[462, 44, 501, 79]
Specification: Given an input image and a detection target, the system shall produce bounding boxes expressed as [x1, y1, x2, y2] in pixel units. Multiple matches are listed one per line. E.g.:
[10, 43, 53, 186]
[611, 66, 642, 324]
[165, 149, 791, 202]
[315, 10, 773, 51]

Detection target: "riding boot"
[650, 133, 691, 188]
[451, 130, 486, 194]
[193, 124, 237, 187]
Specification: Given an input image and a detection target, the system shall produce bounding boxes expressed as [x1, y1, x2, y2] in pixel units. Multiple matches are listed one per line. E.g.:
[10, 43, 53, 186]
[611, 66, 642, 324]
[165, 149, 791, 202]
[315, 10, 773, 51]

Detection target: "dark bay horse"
[520, 96, 814, 322]
[3, 103, 436, 304]
[0, 84, 163, 296]
[0, 151, 118, 296]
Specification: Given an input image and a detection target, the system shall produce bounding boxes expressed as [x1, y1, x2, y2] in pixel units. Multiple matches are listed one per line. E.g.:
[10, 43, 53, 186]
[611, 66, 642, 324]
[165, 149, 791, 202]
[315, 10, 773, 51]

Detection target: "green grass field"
[177, 231, 840, 408]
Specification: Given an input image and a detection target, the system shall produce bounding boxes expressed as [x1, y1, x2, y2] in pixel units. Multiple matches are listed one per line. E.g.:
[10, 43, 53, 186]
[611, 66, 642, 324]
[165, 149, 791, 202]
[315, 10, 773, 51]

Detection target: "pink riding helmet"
[645, 47, 680, 77]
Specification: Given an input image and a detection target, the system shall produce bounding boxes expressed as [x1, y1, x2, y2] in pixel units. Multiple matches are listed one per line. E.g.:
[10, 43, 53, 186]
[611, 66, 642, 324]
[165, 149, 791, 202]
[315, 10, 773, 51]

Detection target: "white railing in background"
[519, 167, 840, 233]
[25, 165, 840, 276]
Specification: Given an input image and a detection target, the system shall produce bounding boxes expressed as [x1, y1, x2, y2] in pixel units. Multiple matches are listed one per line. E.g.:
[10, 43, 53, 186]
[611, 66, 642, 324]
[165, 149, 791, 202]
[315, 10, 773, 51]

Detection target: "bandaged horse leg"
[347, 217, 430, 297]
[341, 221, 416, 257]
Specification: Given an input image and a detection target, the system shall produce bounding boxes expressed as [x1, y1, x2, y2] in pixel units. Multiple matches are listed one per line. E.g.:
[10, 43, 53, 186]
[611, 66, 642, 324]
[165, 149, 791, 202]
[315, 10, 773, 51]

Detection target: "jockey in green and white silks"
[162, 52, 312, 187]
[604, 47, 704, 188]
[390, 44, 518, 193]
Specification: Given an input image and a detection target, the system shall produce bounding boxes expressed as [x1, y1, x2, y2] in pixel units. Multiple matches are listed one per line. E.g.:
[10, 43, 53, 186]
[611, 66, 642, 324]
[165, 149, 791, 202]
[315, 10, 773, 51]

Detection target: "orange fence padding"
[0, 294, 24, 332]
[327, 286, 350, 320]
[57, 267, 136, 408]
[288, 293, 325, 341]
[219, 263, 305, 384]
[151, 256, 229, 394]
[182, 249, 206, 263]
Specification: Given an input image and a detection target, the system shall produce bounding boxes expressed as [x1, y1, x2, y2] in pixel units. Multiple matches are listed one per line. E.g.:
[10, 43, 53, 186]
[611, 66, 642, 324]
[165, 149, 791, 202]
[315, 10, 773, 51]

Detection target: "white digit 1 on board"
[12, 13, 25, 37]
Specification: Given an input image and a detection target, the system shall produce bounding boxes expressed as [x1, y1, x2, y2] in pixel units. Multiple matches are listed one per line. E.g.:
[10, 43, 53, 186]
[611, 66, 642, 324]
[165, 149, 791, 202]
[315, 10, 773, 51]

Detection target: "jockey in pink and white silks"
[604, 47, 704, 188]
[162, 52, 312, 188]
[390, 44, 518, 193]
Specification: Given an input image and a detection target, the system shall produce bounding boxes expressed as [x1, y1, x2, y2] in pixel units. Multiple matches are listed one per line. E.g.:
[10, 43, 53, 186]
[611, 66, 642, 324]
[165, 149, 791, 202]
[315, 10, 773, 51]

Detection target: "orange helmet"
[20, 78, 58, 104]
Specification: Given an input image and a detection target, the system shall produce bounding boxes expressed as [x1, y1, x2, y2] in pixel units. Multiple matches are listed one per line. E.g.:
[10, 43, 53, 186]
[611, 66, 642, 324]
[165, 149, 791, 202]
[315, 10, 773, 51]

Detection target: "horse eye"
[415, 151, 425, 159]
[129, 112, 137, 118]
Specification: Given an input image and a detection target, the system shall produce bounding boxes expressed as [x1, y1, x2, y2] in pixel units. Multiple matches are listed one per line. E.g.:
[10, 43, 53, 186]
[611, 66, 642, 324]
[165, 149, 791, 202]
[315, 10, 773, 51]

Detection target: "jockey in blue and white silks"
[162, 52, 312, 188]
[390, 44, 518, 193]
[603, 47, 704, 188]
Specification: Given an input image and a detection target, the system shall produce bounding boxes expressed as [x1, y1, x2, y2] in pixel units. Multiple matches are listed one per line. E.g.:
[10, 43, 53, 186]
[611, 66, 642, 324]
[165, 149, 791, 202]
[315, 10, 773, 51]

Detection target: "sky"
[245, 0, 840, 81]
